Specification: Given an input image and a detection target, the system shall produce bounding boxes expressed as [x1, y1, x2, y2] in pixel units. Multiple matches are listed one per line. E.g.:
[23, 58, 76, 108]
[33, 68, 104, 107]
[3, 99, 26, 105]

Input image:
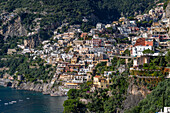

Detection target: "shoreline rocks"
[0, 79, 67, 97]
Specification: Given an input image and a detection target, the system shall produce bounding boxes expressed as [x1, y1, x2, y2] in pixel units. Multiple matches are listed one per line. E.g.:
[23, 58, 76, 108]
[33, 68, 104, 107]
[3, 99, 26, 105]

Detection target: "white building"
[96, 23, 105, 29]
[132, 46, 153, 57]
[158, 107, 170, 113]
[104, 71, 115, 77]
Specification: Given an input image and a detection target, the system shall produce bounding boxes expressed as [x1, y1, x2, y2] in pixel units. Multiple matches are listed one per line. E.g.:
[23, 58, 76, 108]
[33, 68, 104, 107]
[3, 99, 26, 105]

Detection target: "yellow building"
[56, 57, 63, 62]
[119, 50, 124, 55]
[93, 76, 107, 89]
[65, 83, 81, 89]
[71, 57, 77, 64]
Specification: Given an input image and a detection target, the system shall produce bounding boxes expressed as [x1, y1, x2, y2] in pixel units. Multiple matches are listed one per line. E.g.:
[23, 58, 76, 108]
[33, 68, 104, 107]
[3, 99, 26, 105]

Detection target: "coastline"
[0, 78, 67, 97]
[0, 86, 67, 113]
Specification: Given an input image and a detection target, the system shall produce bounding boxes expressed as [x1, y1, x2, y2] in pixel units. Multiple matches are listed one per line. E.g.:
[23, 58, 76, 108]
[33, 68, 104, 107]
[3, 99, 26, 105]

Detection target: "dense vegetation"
[95, 57, 128, 75]
[165, 50, 170, 67]
[131, 50, 170, 77]
[0, 34, 25, 55]
[63, 76, 129, 113]
[63, 51, 169, 112]
[0, 54, 55, 83]
[125, 79, 170, 113]
[0, 0, 160, 26]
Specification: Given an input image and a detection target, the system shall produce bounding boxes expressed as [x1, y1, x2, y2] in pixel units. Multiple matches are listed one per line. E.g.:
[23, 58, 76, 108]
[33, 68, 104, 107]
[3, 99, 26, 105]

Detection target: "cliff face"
[1, 16, 27, 37]
[11, 81, 66, 96]
[165, 2, 170, 35]
[12, 81, 52, 93]
[24, 35, 42, 48]
[166, 1, 170, 18]
[121, 81, 151, 113]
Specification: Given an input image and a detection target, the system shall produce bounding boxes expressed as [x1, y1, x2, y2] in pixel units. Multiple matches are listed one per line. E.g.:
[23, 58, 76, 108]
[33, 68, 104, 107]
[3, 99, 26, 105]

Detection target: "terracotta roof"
[134, 38, 145, 46]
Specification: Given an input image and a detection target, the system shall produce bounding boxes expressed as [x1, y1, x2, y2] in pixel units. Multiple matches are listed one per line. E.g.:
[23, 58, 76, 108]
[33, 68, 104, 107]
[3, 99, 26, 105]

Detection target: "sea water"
[0, 86, 67, 113]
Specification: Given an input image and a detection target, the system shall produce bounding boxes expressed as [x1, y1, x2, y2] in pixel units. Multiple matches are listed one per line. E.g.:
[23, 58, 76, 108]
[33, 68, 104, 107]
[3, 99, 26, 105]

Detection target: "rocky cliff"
[121, 81, 151, 113]
[11, 81, 66, 96]
[24, 35, 42, 48]
[166, 1, 170, 18]
[165, 1, 170, 35]
[1, 16, 27, 37]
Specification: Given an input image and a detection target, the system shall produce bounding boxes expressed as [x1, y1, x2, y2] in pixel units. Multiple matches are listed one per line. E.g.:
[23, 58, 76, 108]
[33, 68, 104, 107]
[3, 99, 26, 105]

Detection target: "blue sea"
[0, 86, 67, 113]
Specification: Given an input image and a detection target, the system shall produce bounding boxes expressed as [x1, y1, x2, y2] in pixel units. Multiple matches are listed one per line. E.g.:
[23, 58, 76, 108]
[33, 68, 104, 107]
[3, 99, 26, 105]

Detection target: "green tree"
[63, 99, 85, 113]
[67, 89, 79, 99]
[123, 49, 130, 56]
[143, 49, 154, 55]
[165, 51, 170, 67]
[125, 79, 170, 113]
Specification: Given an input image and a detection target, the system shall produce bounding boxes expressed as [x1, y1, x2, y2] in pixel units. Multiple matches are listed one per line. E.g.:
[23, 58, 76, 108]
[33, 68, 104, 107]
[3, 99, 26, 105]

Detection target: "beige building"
[93, 76, 108, 89]
[65, 83, 81, 89]
[133, 56, 150, 67]
[87, 73, 92, 81]
[7, 49, 16, 55]
[71, 57, 78, 64]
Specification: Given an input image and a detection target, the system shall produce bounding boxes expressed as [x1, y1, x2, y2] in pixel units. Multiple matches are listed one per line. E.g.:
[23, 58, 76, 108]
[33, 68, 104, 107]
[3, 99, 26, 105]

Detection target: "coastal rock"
[10, 81, 66, 96]
[4, 81, 12, 87]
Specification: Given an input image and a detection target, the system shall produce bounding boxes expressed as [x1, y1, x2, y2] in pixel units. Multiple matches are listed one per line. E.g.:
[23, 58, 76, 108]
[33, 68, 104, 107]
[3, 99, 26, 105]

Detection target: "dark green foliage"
[125, 79, 170, 113]
[143, 49, 155, 54]
[19, 13, 41, 31]
[0, 55, 54, 82]
[0, 19, 2, 26]
[67, 89, 79, 99]
[123, 49, 130, 56]
[38, 28, 52, 40]
[81, 23, 94, 32]
[132, 55, 167, 77]
[163, 0, 170, 10]
[63, 99, 85, 113]
[116, 37, 130, 44]
[94, 57, 130, 75]
[64, 76, 129, 112]
[0, 34, 5, 55]
[0, 35, 25, 55]
[95, 62, 108, 74]
[165, 50, 170, 67]
[0, 0, 158, 25]
[111, 57, 119, 66]
[95, 62, 107, 69]
[137, 20, 153, 27]
[103, 76, 129, 112]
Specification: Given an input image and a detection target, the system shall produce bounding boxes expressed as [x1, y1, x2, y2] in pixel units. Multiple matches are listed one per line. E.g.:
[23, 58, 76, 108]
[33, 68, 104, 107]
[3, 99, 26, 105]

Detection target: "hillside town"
[0, 2, 170, 97]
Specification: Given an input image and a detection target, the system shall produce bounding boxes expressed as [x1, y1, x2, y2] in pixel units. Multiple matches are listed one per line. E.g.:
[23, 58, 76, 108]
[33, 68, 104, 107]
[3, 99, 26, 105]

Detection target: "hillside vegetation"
[125, 79, 170, 113]
[0, 0, 157, 25]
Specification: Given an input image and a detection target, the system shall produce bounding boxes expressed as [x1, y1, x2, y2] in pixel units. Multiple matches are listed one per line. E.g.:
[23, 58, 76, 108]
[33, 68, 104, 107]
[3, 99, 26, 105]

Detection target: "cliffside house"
[93, 76, 108, 89]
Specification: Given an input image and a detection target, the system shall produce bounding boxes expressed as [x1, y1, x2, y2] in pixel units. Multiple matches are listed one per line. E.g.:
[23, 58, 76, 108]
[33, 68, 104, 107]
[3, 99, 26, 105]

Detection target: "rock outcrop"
[11, 81, 51, 92]
[1, 16, 27, 37]
[166, 1, 170, 18]
[11, 81, 66, 96]
[24, 35, 42, 48]
[121, 81, 151, 113]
